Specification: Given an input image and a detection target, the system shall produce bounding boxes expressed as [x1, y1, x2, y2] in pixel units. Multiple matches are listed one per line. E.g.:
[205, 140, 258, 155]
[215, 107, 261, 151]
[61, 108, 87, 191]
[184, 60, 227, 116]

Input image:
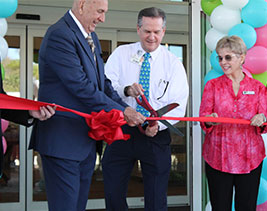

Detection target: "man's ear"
[79, 0, 86, 15]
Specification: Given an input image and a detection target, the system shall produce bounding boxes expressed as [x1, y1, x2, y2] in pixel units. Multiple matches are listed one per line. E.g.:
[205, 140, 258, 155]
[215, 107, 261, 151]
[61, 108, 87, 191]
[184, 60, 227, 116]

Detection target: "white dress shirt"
[105, 42, 189, 130]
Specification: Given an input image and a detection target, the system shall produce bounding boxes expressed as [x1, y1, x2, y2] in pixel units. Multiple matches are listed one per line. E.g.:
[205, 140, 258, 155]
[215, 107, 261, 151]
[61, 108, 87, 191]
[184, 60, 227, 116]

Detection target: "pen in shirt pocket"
[157, 79, 169, 100]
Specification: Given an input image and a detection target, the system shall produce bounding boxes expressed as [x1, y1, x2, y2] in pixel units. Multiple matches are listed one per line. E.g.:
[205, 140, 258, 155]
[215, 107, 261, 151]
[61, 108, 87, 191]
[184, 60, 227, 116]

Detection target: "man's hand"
[29, 105, 56, 121]
[124, 107, 146, 126]
[125, 83, 144, 98]
[145, 122, 159, 137]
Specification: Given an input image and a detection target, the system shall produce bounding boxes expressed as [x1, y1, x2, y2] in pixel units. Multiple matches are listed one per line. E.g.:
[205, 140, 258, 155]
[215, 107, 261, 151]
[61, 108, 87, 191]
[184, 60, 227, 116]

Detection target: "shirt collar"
[69, 10, 89, 39]
[136, 42, 162, 61]
[222, 72, 248, 85]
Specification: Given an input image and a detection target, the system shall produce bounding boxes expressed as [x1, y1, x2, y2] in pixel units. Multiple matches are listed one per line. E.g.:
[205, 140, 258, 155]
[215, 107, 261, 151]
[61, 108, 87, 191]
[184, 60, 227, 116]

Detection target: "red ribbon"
[0, 93, 266, 144]
[147, 116, 267, 126]
[0, 94, 128, 144]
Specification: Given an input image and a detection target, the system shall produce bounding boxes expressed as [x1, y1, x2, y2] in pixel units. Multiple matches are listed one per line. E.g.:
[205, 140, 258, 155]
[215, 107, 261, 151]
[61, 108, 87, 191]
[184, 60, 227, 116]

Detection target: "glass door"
[0, 25, 27, 211]
[0, 24, 190, 210]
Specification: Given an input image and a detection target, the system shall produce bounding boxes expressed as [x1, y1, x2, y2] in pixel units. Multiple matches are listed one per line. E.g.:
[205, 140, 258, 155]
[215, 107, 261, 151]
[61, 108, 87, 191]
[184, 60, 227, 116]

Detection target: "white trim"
[191, 1, 202, 211]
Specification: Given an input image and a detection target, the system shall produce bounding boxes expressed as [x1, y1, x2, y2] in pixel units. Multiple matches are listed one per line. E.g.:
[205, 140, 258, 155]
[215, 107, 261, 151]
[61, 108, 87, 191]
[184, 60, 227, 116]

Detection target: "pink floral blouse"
[200, 74, 267, 174]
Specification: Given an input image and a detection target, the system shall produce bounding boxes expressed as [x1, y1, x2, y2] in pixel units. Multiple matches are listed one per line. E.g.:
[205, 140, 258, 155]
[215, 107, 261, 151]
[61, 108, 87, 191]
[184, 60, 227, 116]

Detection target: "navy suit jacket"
[29, 12, 128, 161]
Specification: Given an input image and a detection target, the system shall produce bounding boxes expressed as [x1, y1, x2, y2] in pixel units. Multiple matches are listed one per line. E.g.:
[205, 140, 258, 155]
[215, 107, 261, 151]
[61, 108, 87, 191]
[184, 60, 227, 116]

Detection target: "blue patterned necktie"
[136, 52, 151, 117]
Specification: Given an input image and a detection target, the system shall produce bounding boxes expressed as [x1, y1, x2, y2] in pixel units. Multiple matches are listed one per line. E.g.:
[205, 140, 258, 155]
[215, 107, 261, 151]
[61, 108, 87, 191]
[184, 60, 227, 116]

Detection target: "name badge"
[243, 91, 255, 95]
[130, 50, 143, 65]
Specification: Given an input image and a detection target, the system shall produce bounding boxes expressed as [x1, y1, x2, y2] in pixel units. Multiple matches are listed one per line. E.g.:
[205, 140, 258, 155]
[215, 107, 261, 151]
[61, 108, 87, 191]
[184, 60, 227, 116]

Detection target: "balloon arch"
[201, 0, 267, 210]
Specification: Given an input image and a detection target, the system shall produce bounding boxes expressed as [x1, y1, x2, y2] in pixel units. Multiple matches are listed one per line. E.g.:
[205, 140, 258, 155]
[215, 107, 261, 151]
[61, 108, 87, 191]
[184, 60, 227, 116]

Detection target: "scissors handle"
[135, 95, 157, 134]
[135, 95, 158, 117]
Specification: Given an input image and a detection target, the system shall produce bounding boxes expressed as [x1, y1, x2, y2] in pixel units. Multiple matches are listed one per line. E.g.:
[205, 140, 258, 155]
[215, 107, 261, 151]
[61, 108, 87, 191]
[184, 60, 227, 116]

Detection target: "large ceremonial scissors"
[135, 95, 184, 136]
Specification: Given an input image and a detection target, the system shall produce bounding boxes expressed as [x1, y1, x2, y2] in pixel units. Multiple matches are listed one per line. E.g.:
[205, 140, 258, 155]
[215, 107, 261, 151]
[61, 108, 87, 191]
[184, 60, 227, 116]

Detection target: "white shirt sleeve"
[105, 47, 126, 98]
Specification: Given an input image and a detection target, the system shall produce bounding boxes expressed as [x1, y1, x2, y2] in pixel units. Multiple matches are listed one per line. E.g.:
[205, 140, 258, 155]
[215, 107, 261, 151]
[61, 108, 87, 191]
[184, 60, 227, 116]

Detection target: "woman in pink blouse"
[200, 36, 267, 211]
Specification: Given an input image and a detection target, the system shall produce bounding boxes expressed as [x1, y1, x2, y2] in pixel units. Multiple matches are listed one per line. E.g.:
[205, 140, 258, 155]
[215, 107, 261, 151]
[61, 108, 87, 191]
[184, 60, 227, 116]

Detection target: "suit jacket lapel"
[91, 33, 104, 90]
[63, 13, 98, 72]
[63, 12, 102, 89]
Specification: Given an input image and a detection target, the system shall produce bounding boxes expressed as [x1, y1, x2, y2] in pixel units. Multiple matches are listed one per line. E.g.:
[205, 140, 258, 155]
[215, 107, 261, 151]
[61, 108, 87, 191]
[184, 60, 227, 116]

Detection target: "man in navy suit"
[0, 60, 55, 179]
[29, 0, 145, 210]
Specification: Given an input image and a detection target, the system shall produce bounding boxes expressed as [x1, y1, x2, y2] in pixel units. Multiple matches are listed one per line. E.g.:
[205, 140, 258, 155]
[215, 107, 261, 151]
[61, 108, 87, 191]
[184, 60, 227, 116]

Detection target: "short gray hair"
[137, 7, 166, 28]
[216, 35, 247, 55]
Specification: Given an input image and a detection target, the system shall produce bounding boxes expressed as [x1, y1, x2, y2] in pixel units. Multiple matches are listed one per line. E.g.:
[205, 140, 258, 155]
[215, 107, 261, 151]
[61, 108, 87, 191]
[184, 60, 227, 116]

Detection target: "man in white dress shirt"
[102, 7, 189, 211]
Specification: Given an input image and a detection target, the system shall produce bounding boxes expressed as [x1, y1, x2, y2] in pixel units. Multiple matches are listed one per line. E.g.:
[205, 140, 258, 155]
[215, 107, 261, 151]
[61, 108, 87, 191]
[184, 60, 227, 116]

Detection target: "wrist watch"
[124, 86, 131, 97]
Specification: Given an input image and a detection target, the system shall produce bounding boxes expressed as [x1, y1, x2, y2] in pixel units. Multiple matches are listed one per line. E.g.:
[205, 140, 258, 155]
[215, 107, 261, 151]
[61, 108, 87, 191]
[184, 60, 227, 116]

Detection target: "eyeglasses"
[217, 54, 237, 62]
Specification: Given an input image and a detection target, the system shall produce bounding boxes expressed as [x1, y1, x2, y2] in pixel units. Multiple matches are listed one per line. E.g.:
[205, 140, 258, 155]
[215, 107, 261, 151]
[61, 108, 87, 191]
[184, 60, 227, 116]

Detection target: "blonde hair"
[216, 35, 247, 55]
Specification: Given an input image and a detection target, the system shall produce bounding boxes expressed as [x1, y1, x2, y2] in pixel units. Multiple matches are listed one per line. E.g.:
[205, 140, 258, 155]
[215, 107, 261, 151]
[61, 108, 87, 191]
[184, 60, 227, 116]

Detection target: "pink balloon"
[255, 24, 267, 48]
[242, 67, 253, 78]
[243, 46, 267, 74]
[2, 136, 7, 154]
[257, 200, 267, 211]
[1, 119, 9, 132]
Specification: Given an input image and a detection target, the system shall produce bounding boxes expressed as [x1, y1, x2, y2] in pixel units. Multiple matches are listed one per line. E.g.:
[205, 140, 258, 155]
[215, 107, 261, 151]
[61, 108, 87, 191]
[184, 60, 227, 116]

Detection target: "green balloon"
[252, 71, 267, 87]
[1, 64, 4, 80]
[201, 0, 222, 16]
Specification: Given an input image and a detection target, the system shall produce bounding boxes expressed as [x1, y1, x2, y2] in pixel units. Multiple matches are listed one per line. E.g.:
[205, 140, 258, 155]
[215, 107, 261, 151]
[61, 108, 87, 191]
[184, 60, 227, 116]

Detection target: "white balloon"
[205, 28, 227, 51]
[0, 36, 8, 60]
[205, 202, 212, 211]
[210, 5, 241, 34]
[222, 0, 249, 9]
[0, 18, 8, 37]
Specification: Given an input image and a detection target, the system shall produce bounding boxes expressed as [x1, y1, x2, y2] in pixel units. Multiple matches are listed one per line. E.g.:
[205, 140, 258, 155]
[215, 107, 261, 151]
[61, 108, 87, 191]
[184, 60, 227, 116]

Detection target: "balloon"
[1, 63, 4, 80]
[257, 200, 267, 210]
[221, 0, 249, 9]
[204, 69, 224, 86]
[0, 18, 7, 37]
[210, 50, 224, 73]
[252, 72, 267, 86]
[2, 136, 7, 154]
[257, 178, 267, 205]
[243, 46, 267, 74]
[241, 0, 267, 28]
[1, 119, 9, 132]
[0, 0, 18, 18]
[242, 67, 253, 78]
[261, 157, 267, 181]
[201, 0, 222, 16]
[255, 24, 267, 48]
[205, 28, 227, 51]
[0, 36, 8, 60]
[210, 5, 241, 34]
[205, 201, 211, 211]
[228, 23, 257, 49]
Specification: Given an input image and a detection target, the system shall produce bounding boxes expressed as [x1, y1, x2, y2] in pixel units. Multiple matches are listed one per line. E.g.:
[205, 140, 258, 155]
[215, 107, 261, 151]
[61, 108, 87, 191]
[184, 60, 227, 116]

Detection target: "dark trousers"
[41, 151, 96, 211]
[205, 162, 262, 211]
[102, 126, 171, 211]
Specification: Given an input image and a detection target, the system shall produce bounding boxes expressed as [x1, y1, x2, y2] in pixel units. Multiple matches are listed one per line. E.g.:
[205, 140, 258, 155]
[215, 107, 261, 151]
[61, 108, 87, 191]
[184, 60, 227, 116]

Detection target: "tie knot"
[144, 52, 150, 60]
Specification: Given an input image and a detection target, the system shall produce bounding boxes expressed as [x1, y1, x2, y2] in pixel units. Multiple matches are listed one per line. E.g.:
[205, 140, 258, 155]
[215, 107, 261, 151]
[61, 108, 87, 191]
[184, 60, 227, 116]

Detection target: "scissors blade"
[156, 103, 179, 117]
[159, 120, 184, 137]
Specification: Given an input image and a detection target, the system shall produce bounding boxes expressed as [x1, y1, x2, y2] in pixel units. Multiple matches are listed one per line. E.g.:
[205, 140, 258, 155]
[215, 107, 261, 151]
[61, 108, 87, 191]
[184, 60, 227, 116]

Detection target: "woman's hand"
[250, 113, 266, 127]
[205, 113, 220, 126]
